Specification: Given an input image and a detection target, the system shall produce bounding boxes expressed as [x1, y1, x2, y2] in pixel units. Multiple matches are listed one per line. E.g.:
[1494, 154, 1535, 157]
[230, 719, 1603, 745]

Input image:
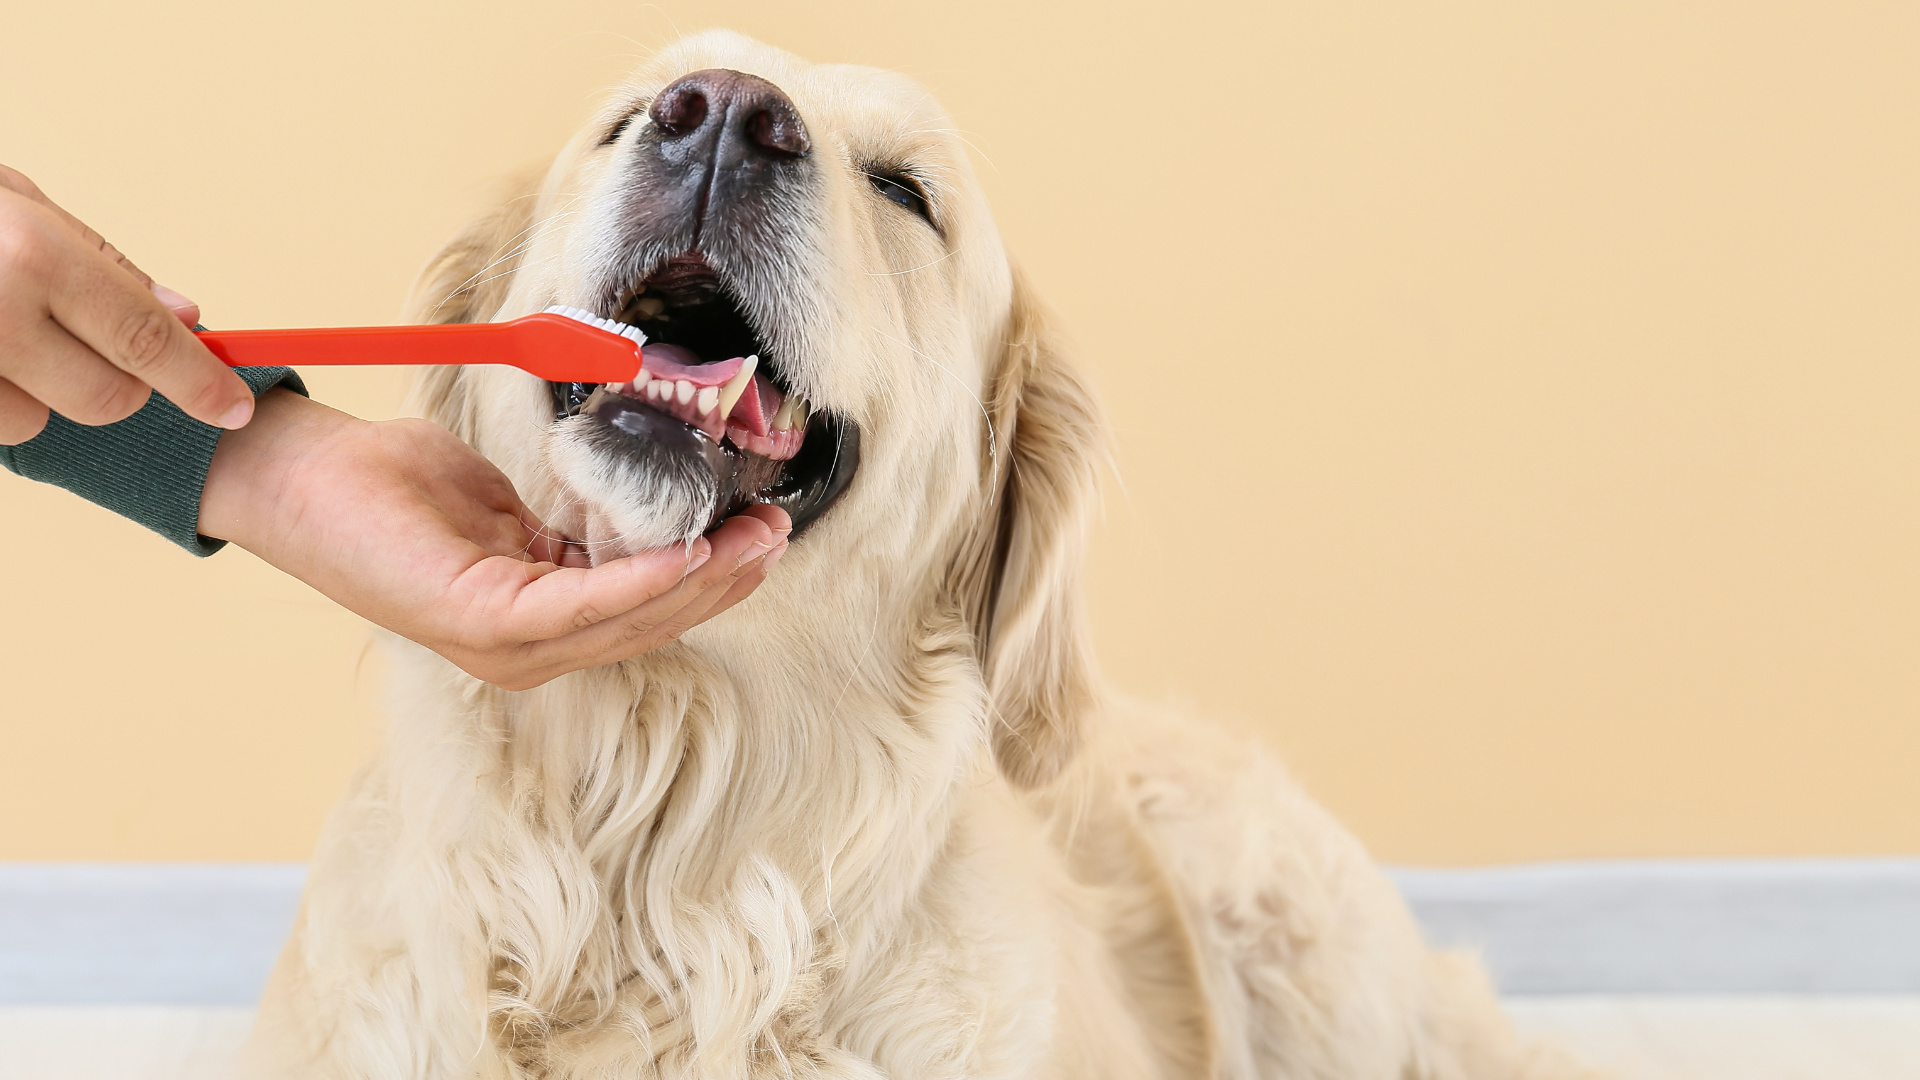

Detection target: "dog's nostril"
[647, 68, 810, 158]
[649, 85, 709, 137]
[746, 108, 808, 156]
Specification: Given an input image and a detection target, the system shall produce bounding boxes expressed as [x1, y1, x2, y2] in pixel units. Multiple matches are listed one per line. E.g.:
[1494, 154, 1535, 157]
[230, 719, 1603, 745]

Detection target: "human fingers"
[512, 516, 783, 676]
[683, 539, 783, 622]
[642, 510, 792, 632]
[0, 376, 50, 445]
[649, 506, 791, 626]
[479, 535, 721, 644]
[0, 307, 154, 427]
[638, 526, 787, 640]
[518, 514, 575, 567]
[732, 502, 793, 541]
[39, 236, 253, 429]
[509, 502, 594, 568]
[0, 187, 250, 429]
[436, 546, 714, 689]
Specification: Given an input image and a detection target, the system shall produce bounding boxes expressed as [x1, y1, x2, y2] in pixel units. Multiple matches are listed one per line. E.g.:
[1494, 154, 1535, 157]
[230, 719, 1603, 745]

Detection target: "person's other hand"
[0, 164, 255, 445]
[199, 389, 789, 689]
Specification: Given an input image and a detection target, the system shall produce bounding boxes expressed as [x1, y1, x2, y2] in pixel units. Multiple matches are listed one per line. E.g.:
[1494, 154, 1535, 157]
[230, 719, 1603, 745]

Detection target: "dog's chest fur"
[279, 621, 1175, 1080]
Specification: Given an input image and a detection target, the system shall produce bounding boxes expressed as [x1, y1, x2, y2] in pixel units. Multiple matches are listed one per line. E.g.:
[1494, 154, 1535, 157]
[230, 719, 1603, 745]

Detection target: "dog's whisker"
[864, 245, 960, 277]
[909, 126, 1000, 172]
[428, 209, 585, 321]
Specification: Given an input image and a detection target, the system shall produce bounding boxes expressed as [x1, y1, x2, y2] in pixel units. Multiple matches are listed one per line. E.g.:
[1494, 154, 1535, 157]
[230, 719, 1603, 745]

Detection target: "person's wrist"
[198, 388, 362, 548]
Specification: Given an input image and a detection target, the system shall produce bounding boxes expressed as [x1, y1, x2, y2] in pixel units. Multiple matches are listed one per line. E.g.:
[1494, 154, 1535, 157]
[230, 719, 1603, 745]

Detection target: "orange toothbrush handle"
[194, 312, 641, 384]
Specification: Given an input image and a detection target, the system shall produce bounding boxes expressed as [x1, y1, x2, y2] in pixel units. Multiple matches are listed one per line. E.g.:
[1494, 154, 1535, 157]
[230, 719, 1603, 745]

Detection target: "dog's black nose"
[649, 69, 810, 159]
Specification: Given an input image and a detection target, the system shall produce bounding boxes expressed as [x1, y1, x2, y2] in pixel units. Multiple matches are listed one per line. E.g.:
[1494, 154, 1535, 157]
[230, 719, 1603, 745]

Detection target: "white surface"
[4, 999, 1918, 1080]
[2, 1006, 253, 1080]
[1507, 996, 1920, 1080]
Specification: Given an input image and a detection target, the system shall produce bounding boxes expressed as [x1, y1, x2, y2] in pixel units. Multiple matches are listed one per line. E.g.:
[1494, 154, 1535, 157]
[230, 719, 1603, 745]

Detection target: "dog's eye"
[601, 106, 644, 147]
[866, 171, 932, 225]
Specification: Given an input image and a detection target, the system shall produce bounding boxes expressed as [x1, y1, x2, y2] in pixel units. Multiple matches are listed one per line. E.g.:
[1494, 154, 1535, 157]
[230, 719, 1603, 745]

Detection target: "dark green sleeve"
[0, 366, 308, 557]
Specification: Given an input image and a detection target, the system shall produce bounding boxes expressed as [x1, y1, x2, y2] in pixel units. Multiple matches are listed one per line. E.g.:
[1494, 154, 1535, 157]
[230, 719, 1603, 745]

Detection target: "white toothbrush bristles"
[543, 304, 648, 348]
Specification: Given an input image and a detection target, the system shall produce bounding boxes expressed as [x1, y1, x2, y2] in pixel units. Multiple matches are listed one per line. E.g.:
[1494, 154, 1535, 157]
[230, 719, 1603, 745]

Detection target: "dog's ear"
[952, 265, 1109, 788]
[401, 167, 544, 439]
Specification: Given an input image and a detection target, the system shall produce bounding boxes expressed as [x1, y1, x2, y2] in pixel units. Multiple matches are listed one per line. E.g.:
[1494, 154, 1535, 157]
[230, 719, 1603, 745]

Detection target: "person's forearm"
[198, 386, 354, 552]
[2, 366, 306, 555]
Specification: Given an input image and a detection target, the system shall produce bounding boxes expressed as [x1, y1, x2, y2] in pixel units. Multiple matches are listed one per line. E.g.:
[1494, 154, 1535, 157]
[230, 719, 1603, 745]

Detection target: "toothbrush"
[193, 307, 644, 384]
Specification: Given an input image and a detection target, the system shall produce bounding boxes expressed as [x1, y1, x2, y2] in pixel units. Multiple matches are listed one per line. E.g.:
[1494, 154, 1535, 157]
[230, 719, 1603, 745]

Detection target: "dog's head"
[407, 32, 1103, 786]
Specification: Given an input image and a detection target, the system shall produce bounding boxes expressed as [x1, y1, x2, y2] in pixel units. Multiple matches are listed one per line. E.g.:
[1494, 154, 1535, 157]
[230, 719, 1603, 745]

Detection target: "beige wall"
[2, 1, 1916, 864]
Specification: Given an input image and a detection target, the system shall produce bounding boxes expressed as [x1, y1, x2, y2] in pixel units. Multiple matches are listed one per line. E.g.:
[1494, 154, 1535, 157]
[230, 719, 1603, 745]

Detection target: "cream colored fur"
[248, 32, 1615, 1080]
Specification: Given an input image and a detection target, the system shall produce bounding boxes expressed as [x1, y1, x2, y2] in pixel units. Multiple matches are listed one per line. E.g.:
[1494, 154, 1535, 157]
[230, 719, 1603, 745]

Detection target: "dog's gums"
[577, 385, 860, 534]
[602, 347, 805, 460]
[549, 253, 860, 537]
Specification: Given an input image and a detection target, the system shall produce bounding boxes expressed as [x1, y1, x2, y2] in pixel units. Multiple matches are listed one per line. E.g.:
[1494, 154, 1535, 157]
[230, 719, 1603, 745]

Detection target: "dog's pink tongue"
[640, 345, 747, 387]
[729, 374, 781, 437]
[637, 343, 786, 439]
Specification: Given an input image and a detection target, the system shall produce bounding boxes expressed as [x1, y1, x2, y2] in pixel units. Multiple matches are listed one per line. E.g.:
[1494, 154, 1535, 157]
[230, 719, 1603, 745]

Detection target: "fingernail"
[151, 283, 197, 312]
[217, 398, 254, 430]
[687, 540, 712, 571]
[735, 540, 771, 570]
[761, 541, 787, 571]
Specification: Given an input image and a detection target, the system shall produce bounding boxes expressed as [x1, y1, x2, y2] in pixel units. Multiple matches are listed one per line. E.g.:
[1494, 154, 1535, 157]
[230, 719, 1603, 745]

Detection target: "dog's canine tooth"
[771, 394, 797, 432]
[636, 297, 665, 320]
[716, 355, 758, 418]
[675, 379, 695, 405]
[696, 385, 719, 415]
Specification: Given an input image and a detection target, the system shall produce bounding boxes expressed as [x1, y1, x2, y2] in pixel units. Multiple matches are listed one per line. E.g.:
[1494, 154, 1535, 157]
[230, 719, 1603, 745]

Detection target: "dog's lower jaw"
[544, 419, 719, 559]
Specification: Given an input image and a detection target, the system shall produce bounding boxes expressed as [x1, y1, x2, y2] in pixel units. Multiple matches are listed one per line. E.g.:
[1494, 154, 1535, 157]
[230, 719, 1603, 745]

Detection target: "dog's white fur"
[248, 32, 1611, 1080]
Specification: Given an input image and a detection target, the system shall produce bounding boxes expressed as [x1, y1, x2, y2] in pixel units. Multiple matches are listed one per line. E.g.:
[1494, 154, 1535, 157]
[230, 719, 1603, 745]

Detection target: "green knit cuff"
[0, 367, 308, 557]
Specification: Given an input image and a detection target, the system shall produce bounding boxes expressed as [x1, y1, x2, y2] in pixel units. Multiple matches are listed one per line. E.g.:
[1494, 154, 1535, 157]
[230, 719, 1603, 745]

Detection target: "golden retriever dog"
[249, 31, 1613, 1080]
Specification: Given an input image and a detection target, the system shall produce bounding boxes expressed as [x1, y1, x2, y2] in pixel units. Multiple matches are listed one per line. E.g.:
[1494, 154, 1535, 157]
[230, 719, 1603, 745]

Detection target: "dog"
[247, 31, 1614, 1080]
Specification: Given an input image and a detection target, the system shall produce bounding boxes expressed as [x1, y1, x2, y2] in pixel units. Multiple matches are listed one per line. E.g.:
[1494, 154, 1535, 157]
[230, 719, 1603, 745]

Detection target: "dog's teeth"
[675, 379, 695, 405]
[771, 394, 796, 432]
[644, 379, 661, 401]
[696, 385, 719, 414]
[636, 297, 666, 320]
[716, 355, 758, 418]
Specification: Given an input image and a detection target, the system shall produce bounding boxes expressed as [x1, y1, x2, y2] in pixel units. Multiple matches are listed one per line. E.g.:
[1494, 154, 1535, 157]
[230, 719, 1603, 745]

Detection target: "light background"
[1, 1, 1915, 864]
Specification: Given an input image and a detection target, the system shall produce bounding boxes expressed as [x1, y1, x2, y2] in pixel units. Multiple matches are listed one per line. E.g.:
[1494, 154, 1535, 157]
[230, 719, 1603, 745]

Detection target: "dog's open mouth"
[549, 252, 859, 535]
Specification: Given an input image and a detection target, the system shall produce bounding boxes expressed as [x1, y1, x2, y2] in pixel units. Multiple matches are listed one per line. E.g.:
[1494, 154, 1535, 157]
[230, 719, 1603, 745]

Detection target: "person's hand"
[0, 164, 255, 445]
[199, 388, 790, 690]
